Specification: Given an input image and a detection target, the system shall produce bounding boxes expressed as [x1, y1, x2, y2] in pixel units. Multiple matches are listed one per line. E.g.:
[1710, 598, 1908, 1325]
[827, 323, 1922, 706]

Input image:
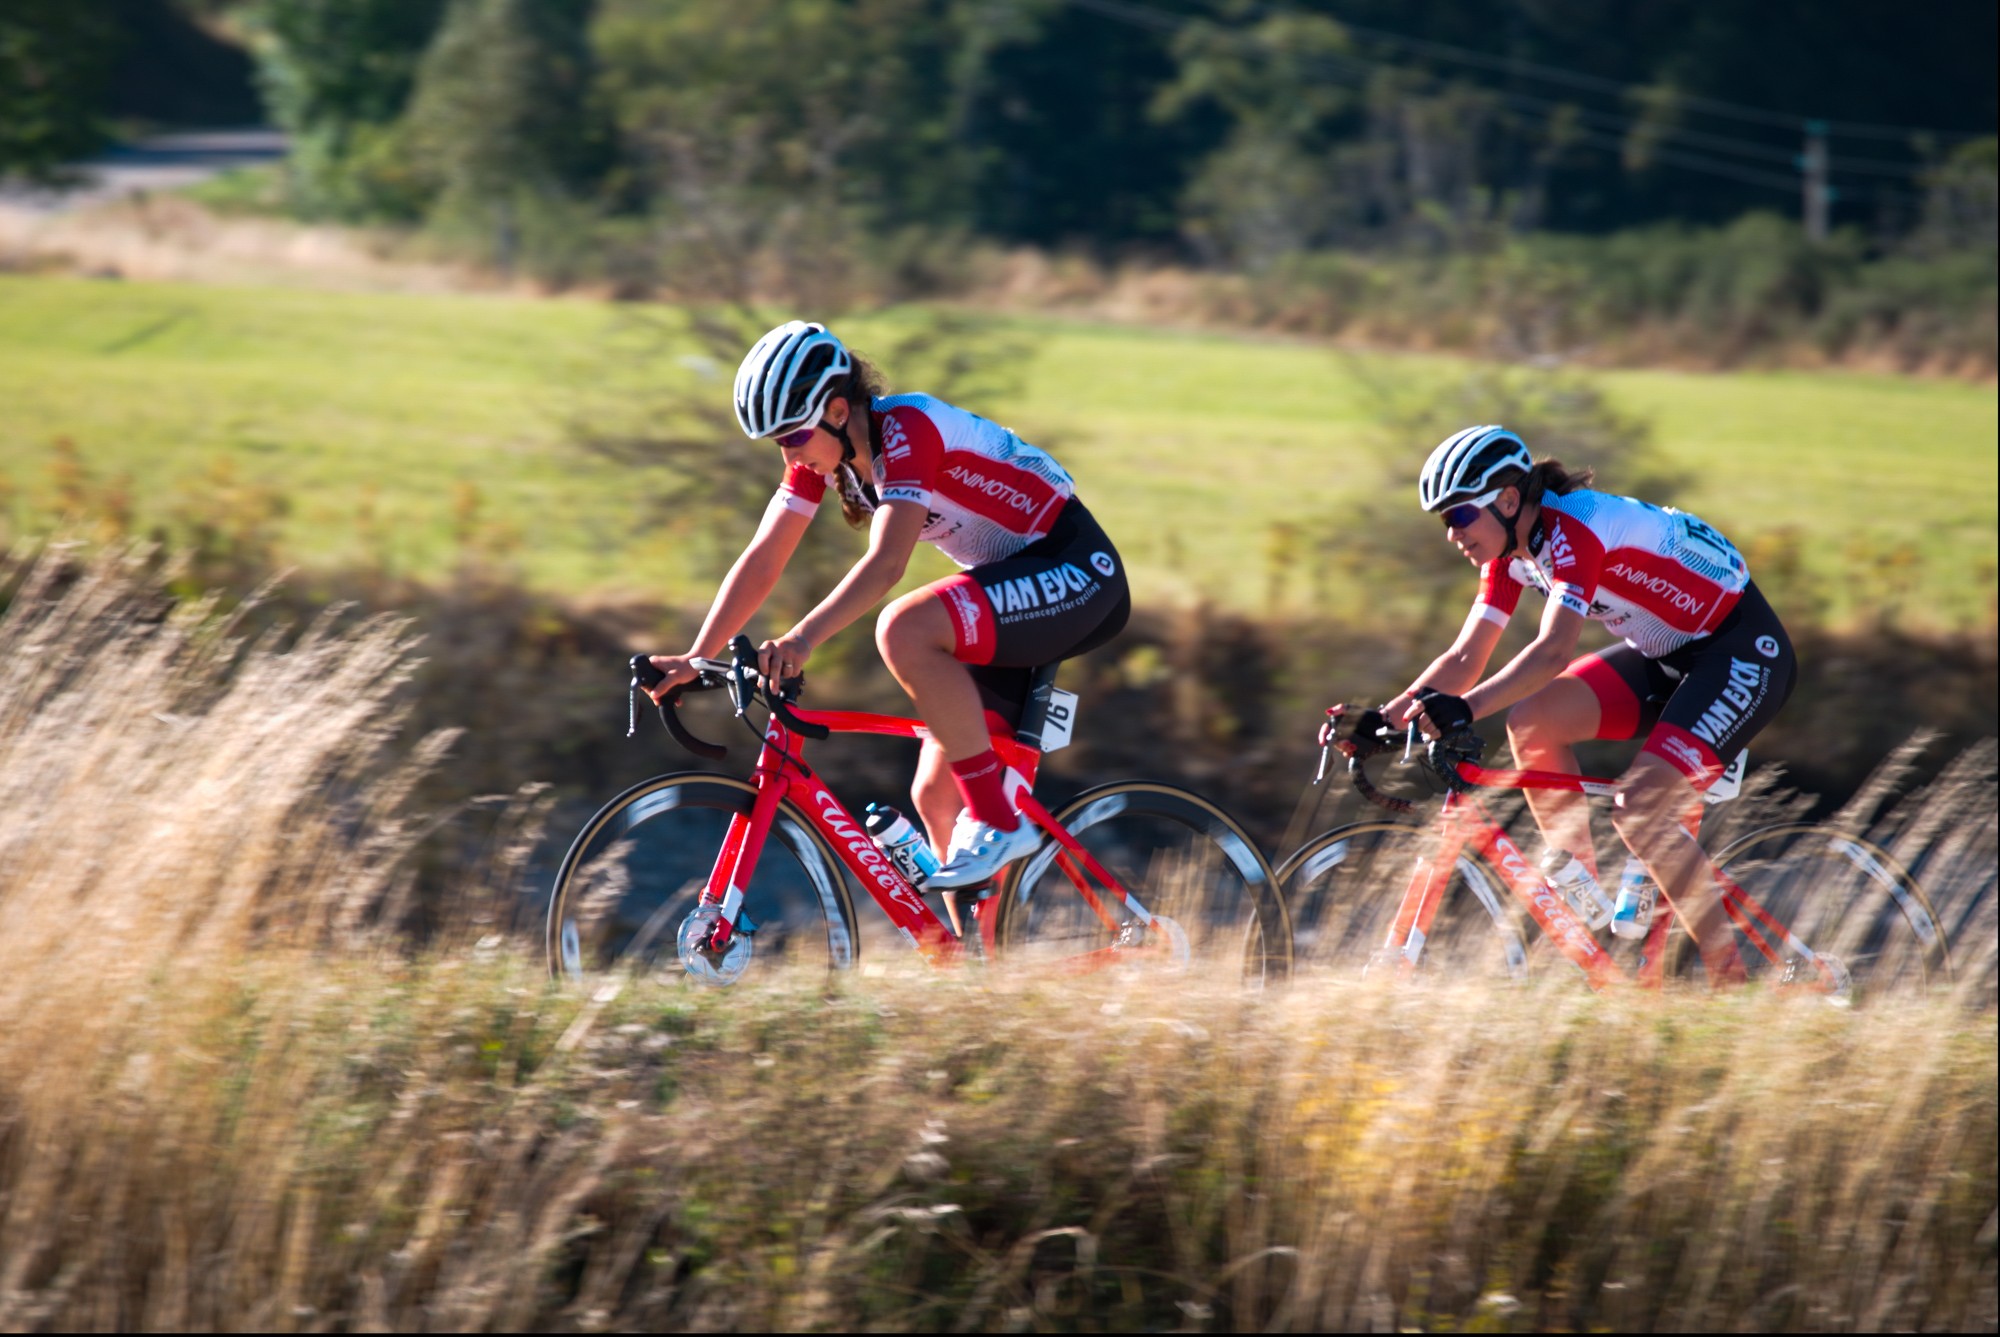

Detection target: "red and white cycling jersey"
[777, 393, 1075, 569]
[1475, 490, 1749, 659]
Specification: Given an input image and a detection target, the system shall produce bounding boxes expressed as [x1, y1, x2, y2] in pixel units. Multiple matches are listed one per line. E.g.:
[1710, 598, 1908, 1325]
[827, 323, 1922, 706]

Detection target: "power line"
[1061, 0, 1953, 202]
[1066, 0, 1987, 146]
[1296, 40, 1932, 186]
[1064, 0, 1180, 34]
[1306, 5, 1991, 143]
[1489, 84, 1928, 178]
[1562, 129, 1804, 193]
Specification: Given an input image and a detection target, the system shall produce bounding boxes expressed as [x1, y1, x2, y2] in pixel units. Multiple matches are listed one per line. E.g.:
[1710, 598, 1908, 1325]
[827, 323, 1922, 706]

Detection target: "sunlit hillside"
[1, 276, 1992, 622]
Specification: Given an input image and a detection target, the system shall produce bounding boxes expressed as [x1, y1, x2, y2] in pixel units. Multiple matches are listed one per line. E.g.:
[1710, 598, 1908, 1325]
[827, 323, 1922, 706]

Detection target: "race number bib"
[1039, 688, 1079, 752]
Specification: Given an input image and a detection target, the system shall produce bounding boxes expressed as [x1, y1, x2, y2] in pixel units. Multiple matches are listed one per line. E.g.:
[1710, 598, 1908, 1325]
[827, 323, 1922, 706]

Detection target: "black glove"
[1318, 705, 1389, 751]
[1412, 687, 1474, 736]
[1347, 706, 1389, 745]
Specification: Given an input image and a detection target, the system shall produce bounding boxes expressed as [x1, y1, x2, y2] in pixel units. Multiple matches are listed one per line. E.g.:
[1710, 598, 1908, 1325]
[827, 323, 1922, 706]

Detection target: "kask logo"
[1090, 551, 1116, 577]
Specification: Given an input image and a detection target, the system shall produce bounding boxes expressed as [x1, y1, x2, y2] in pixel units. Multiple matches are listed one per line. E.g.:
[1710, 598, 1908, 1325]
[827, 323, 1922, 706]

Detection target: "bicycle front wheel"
[546, 774, 859, 984]
[994, 782, 1292, 984]
[1276, 821, 1531, 980]
[1665, 822, 1951, 997]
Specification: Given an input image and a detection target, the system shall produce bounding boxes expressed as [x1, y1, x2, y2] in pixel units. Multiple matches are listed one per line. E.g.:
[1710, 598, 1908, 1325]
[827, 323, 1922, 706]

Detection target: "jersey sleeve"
[1542, 512, 1606, 617]
[776, 460, 827, 516]
[1474, 559, 1522, 627]
[876, 405, 944, 507]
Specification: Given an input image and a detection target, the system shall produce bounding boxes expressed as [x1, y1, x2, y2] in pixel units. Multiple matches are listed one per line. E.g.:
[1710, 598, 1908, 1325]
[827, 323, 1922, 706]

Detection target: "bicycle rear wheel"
[1663, 822, 1951, 997]
[1276, 821, 1530, 980]
[994, 782, 1292, 984]
[546, 774, 859, 984]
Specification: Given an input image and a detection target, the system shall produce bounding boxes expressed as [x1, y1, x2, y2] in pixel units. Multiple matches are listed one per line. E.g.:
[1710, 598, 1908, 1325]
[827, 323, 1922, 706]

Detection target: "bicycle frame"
[1384, 759, 1841, 990]
[697, 702, 1170, 971]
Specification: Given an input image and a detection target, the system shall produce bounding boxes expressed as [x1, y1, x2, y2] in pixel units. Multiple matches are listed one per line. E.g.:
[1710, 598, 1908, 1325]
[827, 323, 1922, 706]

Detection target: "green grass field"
[1, 275, 1993, 623]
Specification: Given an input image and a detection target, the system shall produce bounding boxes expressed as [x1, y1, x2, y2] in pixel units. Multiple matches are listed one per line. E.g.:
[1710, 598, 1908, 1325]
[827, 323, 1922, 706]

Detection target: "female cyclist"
[645, 321, 1130, 915]
[1355, 425, 1796, 983]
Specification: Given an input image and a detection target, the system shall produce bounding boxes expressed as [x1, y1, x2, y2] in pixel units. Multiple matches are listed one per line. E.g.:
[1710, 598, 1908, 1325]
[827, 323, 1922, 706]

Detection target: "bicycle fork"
[1382, 798, 1622, 989]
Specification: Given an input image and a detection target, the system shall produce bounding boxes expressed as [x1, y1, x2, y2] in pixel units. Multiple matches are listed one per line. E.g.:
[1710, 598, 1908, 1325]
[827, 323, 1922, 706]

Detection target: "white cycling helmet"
[1417, 425, 1532, 511]
[733, 320, 853, 440]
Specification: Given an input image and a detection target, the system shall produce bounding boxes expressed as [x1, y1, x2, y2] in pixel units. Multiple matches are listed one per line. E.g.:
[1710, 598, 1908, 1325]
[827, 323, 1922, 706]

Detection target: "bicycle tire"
[994, 781, 1293, 984]
[545, 773, 860, 983]
[1659, 822, 1952, 997]
[1275, 821, 1531, 979]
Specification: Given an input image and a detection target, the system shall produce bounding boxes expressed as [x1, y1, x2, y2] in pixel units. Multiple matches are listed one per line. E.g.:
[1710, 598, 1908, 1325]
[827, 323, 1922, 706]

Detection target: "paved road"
[0, 128, 288, 213]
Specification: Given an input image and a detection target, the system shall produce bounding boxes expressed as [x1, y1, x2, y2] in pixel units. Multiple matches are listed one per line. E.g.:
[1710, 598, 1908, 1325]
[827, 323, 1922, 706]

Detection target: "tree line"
[6, 1, 1995, 264]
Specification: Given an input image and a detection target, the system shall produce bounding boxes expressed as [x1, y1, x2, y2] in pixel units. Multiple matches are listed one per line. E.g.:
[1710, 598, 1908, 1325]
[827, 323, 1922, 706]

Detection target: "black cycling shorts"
[927, 498, 1130, 729]
[1567, 580, 1797, 789]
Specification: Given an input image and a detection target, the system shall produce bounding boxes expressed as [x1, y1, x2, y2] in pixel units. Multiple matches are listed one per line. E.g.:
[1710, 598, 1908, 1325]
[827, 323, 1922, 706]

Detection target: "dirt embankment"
[6, 196, 1993, 381]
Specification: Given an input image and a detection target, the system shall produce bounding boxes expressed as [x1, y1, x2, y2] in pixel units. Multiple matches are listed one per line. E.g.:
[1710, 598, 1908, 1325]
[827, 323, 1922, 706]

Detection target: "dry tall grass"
[1, 553, 1994, 1331]
[0, 196, 491, 294]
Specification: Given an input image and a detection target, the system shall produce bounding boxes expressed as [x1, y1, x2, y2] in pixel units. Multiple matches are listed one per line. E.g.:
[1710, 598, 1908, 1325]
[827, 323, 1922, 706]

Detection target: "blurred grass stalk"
[0, 550, 1993, 1331]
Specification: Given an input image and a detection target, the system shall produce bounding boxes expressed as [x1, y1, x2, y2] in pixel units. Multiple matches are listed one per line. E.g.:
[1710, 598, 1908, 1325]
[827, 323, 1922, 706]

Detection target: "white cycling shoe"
[927, 811, 1042, 890]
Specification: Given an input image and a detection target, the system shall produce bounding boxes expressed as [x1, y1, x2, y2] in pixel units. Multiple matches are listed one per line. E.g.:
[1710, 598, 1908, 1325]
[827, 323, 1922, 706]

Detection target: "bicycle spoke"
[1279, 822, 1529, 980]
[999, 782, 1290, 984]
[547, 775, 857, 983]
[1665, 823, 1952, 998]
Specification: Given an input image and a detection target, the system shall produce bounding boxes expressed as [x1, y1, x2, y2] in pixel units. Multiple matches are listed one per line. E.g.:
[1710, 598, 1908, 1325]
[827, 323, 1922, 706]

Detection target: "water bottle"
[864, 803, 939, 888]
[1609, 856, 1656, 939]
[1540, 849, 1614, 926]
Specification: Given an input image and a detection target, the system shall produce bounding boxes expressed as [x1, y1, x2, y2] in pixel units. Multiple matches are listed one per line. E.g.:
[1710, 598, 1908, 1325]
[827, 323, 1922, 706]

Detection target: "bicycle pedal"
[929, 883, 997, 903]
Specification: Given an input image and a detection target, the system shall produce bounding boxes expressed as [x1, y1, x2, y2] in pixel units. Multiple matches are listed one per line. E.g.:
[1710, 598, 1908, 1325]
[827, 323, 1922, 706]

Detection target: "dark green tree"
[1155, 10, 1361, 264]
[0, 0, 118, 183]
[591, 0, 1007, 299]
[401, 0, 602, 271]
[246, 0, 448, 216]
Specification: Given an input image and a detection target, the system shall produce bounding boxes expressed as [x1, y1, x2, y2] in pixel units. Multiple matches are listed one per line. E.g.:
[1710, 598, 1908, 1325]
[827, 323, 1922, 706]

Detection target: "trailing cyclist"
[1349, 425, 1797, 984]
[645, 321, 1129, 920]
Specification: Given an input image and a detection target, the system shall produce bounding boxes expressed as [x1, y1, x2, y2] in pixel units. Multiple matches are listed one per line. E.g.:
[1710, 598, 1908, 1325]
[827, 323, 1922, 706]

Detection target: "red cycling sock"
[949, 750, 1019, 831]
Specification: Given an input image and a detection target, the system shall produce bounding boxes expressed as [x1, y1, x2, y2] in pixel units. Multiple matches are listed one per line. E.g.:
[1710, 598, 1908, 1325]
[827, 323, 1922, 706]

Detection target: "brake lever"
[1313, 707, 1337, 785]
[628, 654, 666, 739]
[626, 655, 729, 758]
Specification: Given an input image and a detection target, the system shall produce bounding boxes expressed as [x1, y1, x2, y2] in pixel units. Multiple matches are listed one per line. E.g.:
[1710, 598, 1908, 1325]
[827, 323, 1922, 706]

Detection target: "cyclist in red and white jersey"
[1357, 425, 1798, 983]
[646, 322, 1129, 909]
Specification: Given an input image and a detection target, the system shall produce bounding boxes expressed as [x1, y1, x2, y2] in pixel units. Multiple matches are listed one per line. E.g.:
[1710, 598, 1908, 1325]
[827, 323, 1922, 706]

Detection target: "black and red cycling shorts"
[1566, 580, 1796, 789]
[926, 498, 1130, 730]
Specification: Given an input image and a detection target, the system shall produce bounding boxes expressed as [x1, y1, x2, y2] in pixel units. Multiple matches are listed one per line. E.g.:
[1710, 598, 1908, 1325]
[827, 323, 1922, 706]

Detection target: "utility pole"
[1801, 119, 1831, 242]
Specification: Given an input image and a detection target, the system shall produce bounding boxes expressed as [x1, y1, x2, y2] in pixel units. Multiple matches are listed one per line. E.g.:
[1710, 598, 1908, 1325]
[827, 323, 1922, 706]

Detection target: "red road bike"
[546, 637, 1291, 986]
[1275, 715, 1949, 998]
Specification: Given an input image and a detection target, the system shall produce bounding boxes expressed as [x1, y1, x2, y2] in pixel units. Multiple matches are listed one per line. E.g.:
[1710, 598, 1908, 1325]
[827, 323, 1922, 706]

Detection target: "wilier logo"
[1090, 551, 1116, 577]
[1755, 634, 1780, 658]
